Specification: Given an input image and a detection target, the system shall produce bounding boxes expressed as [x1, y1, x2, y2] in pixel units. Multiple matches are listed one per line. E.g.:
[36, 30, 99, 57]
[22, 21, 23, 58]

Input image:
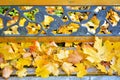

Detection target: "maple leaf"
[0, 45, 21, 60]
[34, 41, 42, 52]
[35, 66, 50, 78]
[101, 40, 114, 61]
[2, 66, 13, 79]
[16, 57, 31, 69]
[82, 44, 101, 63]
[33, 56, 48, 67]
[0, 63, 9, 69]
[96, 64, 107, 73]
[22, 52, 31, 58]
[75, 63, 87, 78]
[16, 68, 28, 77]
[112, 42, 120, 56]
[40, 43, 50, 54]
[29, 45, 36, 53]
[67, 50, 83, 64]
[94, 37, 103, 52]
[21, 42, 33, 48]
[61, 62, 75, 75]
[10, 43, 19, 53]
[56, 50, 70, 60]
[45, 62, 59, 76]
[83, 37, 114, 63]
[94, 37, 114, 61]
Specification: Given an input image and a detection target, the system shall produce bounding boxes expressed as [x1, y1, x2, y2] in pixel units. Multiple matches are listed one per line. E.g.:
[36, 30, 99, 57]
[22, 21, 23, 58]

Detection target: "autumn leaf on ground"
[10, 43, 19, 53]
[2, 66, 13, 79]
[67, 50, 83, 64]
[33, 56, 48, 67]
[112, 42, 120, 55]
[83, 37, 114, 63]
[16, 68, 28, 77]
[0, 63, 9, 69]
[56, 50, 70, 60]
[96, 63, 107, 73]
[82, 44, 101, 63]
[101, 40, 114, 61]
[22, 52, 31, 58]
[2, 52, 21, 61]
[35, 66, 50, 78]
[29, 45, 36, 53]
[0, 45, 21, 60]
[21, 42, 33, 48]
[16, 57, 31, 69]
[75, 63, 87, 78]
[45, 62, 59, 76]
[94, 37, 102, 51]
[61, 62, 75, 75]
[94, 37, 114, 61]
[34, 41, 42, 52]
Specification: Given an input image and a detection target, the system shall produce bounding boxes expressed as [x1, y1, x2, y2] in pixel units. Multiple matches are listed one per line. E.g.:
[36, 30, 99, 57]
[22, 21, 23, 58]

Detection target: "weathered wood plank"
[91, 76, 120, 80]
[0, 36, 120, 42]
[0, 0, 120, 5]
[0, 76, 90, 80]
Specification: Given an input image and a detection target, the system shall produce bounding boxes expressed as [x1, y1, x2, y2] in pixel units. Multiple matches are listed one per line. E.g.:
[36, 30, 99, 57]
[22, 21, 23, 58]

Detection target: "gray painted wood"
[1, 76, 120, 80]
[0, 76, 90, 80]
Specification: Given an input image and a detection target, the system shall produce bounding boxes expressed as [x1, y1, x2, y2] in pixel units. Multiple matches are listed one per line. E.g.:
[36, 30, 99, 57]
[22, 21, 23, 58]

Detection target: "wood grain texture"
[0, 0, 120, 5]
[0, 36, 120, 42]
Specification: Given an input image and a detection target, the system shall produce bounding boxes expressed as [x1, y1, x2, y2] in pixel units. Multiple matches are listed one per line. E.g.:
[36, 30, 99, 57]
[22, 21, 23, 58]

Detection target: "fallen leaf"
[35, 66, 50, 78]
[2, 66, 13, 79]
[62, 62, 75, 75]
[45, 62, 59, 76]
[75, 63, 87, 78]
[16, 68, 28, 78]
[67, 50, 83, 64]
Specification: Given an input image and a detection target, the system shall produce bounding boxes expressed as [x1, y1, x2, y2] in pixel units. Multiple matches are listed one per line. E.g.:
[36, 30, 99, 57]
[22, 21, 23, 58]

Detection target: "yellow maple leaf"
[35, 66, 50, 78]
[94, 37, 113, 61]
[33, 56, 48, 67]
[83, 37, 114, 63]
[56, 50, 70, 60]
[96, 64, 107, 73]
[21, 42, 33, 48]
[3, 52, 21, 61]
[101, 40, 114, 61]
[75, 63, 87, 78]
[94, 37, 103, 50]
[16, 57, 31, 69]
[16, 68, 28, 77]
[0, 45, 21, 60]
[82, 44, 101, 63]
[112, 42, 120, 56]
[0, 63, 9, 69]
[9, 43, 19, 53]
[45, 62, 59, 76]
[61, 62, 75, 75]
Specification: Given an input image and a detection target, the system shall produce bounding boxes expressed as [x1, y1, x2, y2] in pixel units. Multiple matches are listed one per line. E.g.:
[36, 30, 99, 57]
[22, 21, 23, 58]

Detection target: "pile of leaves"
[0, 37, 120, 79]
